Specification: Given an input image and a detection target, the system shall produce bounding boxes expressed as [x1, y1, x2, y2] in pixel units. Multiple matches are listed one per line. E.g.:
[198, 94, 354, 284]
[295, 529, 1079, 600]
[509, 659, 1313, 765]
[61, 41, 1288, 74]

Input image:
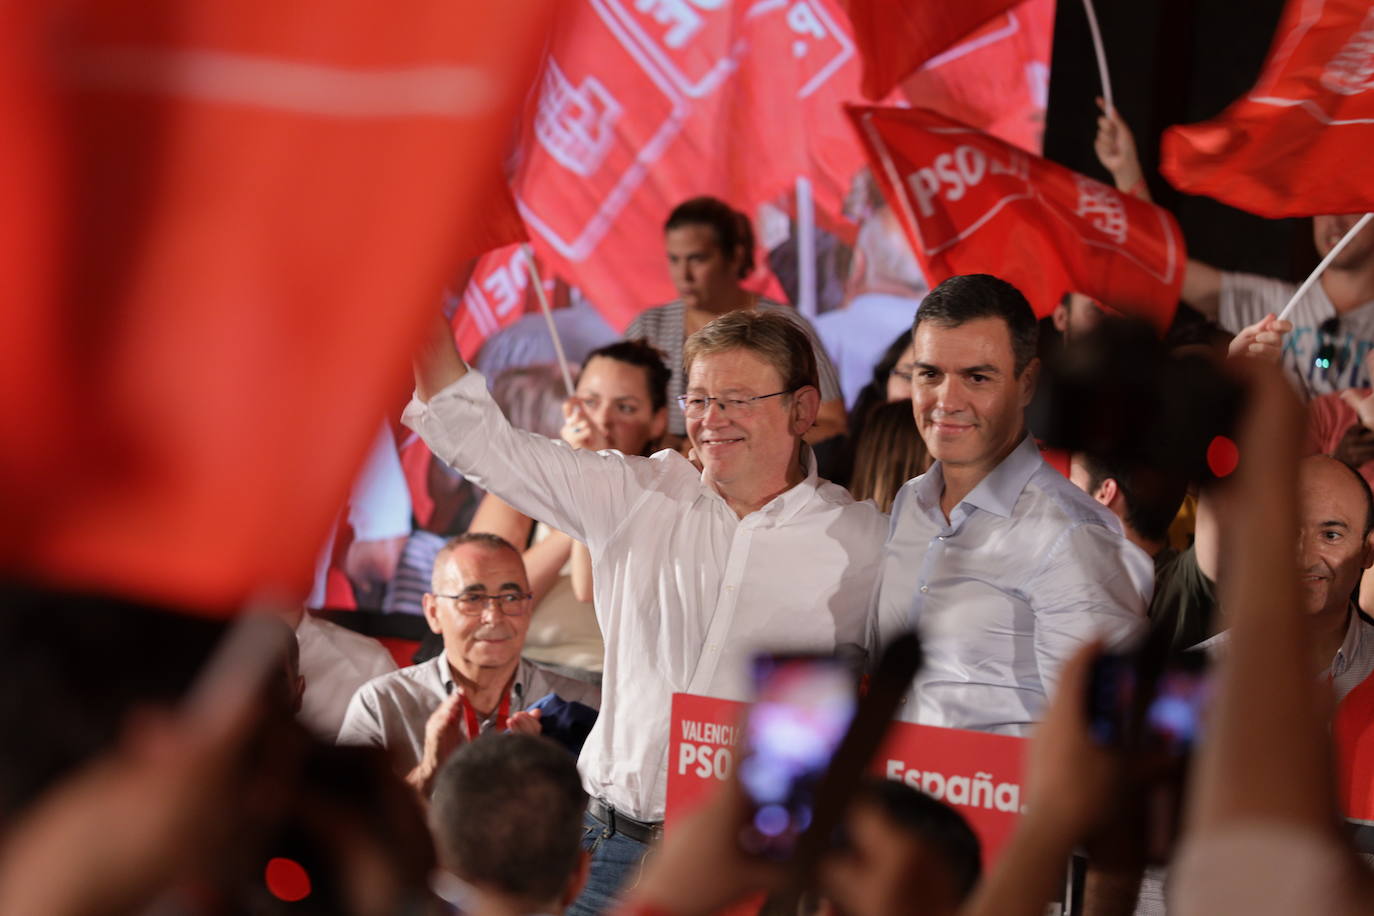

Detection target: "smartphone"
[736, 655, 858, 860]
[1086, 649, 1212, 753]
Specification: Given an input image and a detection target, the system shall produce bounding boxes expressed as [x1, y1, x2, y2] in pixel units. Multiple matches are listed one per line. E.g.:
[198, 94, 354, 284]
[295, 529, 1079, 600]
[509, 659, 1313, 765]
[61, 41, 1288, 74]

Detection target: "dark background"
[1043, 0, 1318, 287]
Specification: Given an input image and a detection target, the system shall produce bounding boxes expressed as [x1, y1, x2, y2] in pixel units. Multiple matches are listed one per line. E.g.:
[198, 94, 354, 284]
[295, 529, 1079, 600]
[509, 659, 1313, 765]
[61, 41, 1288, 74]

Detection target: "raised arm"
[1093, 99, 1222, 319]
[413, 311, 469, 402]
[1186, 361, 1333, 834]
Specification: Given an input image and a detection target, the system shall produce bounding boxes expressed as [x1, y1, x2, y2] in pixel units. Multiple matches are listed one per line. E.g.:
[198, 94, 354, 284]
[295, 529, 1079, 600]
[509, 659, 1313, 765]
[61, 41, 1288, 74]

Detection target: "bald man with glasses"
[337, 532, 600, 794]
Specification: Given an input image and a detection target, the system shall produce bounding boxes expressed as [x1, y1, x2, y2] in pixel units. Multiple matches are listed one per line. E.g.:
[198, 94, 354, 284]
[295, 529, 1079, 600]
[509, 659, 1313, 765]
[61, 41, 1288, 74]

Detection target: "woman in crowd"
[468, 339, 670, 674]
[625, 196, 848, 450]
[848, 400, 930, 513]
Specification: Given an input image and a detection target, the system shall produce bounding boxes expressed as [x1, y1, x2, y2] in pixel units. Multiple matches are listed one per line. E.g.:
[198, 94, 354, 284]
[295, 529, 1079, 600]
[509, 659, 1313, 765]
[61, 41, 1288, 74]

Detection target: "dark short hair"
[913, 274, 1039, 375]
[584, 338, 672, 412]
[858, 778, 981, 901]
[683, 308, 819, 395]
[665, 196, 756, 278]
[430, 733, 587, 904]
[1077, 453, 1188, 544]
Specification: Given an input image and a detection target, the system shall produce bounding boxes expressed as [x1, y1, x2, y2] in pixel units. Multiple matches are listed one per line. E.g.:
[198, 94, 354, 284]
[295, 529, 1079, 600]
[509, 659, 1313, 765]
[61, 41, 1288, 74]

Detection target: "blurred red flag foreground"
[0, 0, 552, 614]
[1161, 0, 1374, 219]
[849, 105, 1183, 333]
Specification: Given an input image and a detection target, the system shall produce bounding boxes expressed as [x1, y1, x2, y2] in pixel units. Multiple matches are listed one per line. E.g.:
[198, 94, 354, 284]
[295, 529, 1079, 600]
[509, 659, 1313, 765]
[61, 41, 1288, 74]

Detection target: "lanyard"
[461, 688, 511, 738]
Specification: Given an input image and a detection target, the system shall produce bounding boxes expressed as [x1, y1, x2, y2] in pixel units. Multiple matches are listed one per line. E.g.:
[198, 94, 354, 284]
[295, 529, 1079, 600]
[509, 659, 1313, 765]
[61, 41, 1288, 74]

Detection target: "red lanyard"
[461, 689, 511, 738]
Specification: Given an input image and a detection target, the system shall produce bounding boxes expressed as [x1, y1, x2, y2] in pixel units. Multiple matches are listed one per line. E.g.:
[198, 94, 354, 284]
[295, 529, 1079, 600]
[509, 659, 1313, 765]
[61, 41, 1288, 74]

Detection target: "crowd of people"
[8, 108, 1374, 916]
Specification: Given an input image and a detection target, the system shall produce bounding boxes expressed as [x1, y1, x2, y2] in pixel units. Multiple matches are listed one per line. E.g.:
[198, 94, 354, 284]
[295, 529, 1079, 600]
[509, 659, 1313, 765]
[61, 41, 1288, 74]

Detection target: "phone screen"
[736, 655, 857, 860]
[1143, 658, 1212, 754]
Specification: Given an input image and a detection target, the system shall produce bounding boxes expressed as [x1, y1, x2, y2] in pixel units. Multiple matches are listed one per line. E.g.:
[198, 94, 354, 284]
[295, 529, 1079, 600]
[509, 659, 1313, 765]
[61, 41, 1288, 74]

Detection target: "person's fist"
[1093, 97, 1143, 195]
[507, 709, 543, 736]
[1227, 313, 1292, 365]
[560, 399, 611, 451]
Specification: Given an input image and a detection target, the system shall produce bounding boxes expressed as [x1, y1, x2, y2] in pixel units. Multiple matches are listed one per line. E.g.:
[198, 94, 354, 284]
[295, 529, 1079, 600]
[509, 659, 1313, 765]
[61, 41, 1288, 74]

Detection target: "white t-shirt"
[1219, 271, 1374, 398]
[295, 613, 398, 740]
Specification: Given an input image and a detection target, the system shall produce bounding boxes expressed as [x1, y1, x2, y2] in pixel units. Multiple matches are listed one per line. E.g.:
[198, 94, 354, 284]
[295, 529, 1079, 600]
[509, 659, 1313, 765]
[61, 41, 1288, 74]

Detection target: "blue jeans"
[567, 810, 653, 915]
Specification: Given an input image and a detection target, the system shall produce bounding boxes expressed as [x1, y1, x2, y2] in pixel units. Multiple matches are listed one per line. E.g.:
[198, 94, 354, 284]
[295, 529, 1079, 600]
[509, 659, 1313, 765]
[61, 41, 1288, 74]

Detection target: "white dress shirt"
[403, 371, 887, 821]
[874, 435, 1152, 735]
[295, 612, 397, 739]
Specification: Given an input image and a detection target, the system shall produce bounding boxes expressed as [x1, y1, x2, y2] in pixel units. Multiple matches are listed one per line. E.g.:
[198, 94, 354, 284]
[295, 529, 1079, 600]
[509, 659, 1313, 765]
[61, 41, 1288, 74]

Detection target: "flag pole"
[1278, 213, 1374, 323]
[522, 245, 577, 398]
[1081, 0, 1114, 113]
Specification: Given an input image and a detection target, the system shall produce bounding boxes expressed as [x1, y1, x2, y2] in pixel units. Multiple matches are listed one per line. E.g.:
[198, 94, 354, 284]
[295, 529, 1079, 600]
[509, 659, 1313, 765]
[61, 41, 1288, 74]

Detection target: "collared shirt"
[403, 371, 886, 821]
[336, 654, 601, 775]
[874, 435, 1153, 735]
[1198, 605, 1374, 704]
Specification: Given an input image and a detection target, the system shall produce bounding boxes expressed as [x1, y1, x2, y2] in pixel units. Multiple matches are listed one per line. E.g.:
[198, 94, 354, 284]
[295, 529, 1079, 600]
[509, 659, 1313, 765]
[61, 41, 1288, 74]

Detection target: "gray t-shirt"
[1219, 271, 1374, 398]
[624, 298, 844, 436]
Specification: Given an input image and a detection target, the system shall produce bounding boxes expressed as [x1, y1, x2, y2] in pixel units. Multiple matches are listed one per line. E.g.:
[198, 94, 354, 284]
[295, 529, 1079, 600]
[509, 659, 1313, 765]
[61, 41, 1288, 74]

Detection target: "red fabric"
[897, 0, 1055, 155]
[1335, 667, 1374, 821]
[504, 0, 867, 332]
[841, 0, 1021, 100]
[1160, 0, 1374, 219]
[0, 0, 553, 614]
[849, 105, 1184, 332]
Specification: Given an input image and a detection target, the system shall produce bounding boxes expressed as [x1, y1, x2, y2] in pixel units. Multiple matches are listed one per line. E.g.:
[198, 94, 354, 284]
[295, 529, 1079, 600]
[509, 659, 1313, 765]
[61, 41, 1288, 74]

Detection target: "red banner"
[667, 692, 1028, 865]
[1160, 0, 1374, 219]
[0, 1, 553, 612]
[840, 0, 1021, 101]
[505, 0, 867, 331]
[849, 105, 1183, 332]
[898, 0, 1055, 155]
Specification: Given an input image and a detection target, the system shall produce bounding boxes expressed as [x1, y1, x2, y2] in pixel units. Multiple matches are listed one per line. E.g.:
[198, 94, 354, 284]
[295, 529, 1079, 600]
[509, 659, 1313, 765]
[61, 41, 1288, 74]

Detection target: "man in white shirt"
[291, 609, 397, 740]
[874, 273, 1152, 735]
[407, 308, 887, 914]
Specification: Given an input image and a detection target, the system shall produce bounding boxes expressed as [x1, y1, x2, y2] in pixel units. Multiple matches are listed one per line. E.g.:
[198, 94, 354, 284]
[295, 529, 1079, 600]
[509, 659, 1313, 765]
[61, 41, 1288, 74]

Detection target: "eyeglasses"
[1314, 316, 1348, 375]
[677, 388, 797, 418]
[433, 591, 534, 616]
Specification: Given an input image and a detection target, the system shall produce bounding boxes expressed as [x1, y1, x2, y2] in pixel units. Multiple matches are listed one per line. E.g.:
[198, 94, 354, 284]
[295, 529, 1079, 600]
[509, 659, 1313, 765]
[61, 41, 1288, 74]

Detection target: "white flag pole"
[1082, 0, 1114, 113]
[522, 245, 576, 397]
[1278, 213, 1374, 323]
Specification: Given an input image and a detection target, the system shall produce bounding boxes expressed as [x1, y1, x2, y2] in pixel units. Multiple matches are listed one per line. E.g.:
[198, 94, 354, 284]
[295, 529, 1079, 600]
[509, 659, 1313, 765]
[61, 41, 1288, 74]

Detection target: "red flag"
[462, 182, 530, 264]
[849, 105, 1183, 333]
[505, 0, 866, 331]
[898, 0, 1055, 154]
[1160, 0, 1374, 218]
[0, 1, 553, 613]
[840, 0, 1021, 100]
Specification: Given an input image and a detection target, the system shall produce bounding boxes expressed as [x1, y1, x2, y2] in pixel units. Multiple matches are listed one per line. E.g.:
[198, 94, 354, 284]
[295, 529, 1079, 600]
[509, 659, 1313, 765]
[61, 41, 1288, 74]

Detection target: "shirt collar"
[1333, 604, 1367, 676]
[437, 655, 528, 708]
[925, 434, 1041, 520]
[697, 444, 821, 524]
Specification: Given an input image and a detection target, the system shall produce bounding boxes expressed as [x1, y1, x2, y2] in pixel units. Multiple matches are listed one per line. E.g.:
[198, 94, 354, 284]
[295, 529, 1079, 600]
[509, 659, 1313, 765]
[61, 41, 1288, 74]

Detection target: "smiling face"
[910, 316, 1036, 476]
[666, 224, 743, 311]
[1296, 456, 1374, 617]
[684, 347, 812, 491]
[422, 543, 532, 678]
[575, 355, 667, 455]
[1313, 214, 1374, 269]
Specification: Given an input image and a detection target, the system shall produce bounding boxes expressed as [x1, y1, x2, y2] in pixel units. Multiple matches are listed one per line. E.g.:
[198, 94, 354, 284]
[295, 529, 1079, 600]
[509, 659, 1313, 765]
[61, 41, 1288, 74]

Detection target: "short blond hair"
[682, 309, 818, 394]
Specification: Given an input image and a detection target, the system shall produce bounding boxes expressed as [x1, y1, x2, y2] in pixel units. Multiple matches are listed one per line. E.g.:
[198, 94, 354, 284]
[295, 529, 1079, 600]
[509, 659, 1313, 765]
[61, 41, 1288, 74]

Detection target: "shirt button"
[937, 535, 946, 541]
[920, 586, 929, 593]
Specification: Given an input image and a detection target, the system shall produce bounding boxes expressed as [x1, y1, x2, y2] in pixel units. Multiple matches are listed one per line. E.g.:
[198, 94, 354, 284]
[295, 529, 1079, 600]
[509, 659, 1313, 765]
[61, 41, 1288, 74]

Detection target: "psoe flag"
[840, 0, 1021, 100]
[848, 105, 1183, 334]
[1161, 0, 1374, 219]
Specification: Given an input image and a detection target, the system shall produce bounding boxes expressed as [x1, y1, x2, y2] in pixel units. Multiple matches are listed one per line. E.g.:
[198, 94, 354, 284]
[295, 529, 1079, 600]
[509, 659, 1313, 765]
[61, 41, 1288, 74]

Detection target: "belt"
[587, 797, 664, 845]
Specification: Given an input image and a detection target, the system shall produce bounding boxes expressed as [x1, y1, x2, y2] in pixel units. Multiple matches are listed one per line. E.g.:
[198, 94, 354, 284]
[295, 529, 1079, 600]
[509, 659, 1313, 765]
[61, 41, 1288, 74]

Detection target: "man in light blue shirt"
[873, 274, 1153, 735]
